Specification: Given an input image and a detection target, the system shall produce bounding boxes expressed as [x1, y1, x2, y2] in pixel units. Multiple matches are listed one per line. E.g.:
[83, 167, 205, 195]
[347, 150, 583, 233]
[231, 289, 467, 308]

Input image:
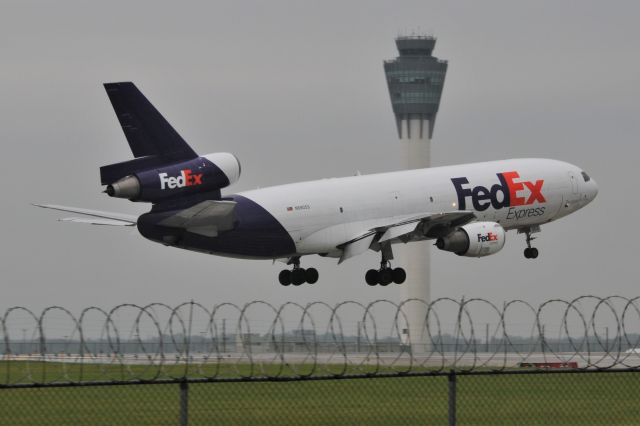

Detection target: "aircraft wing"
[337, 211, 476, 263]
[33, 204, 138, 226]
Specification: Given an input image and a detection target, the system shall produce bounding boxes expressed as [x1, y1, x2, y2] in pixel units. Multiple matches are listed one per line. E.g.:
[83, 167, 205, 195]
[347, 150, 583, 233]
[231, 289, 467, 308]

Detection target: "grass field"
[1, 362, 640, 425]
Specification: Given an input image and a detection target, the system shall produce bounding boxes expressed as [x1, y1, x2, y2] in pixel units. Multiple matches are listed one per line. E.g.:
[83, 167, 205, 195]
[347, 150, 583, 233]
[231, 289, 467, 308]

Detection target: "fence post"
[222, 319, 227, 353]
[485, 323, 489, 353]
[448, 370, 457, 426]
[180, 381, 189, 426]
[185, 300, 194, 378]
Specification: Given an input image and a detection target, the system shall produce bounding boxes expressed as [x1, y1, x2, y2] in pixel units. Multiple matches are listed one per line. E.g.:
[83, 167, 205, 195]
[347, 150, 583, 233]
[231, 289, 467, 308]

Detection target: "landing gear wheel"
[305, 268, 319, 284]
[279, 270, 292, 286]
[392, 268, 406, 284]
[366, 244, 400, 287]
[379, 269, 393, 286]
[365, 269, 379, 286]
[524, 247, 539, 259]
[291, 268, 306, 286]
[522, 228, 540, 260]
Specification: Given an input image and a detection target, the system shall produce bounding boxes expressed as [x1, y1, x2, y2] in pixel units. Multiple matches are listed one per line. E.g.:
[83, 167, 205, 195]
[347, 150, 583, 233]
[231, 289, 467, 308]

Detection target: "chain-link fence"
[2, 369, 640, 425]
[2, 297, 640, 424]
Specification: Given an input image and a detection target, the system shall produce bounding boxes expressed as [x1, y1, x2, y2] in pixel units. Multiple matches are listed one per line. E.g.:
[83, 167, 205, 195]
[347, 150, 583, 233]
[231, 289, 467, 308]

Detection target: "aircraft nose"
[588, 178, 598, 202]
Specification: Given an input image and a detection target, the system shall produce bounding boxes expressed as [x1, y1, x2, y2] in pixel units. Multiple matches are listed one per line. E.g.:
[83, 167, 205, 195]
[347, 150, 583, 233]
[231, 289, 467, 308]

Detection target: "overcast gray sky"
[1, 0, 638, 314]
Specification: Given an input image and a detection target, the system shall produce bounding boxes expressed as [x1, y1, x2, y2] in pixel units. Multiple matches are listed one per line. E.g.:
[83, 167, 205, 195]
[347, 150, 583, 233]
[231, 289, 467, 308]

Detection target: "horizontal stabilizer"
[104, 82, 198, 160]
[59, 217, 135, 226]
[158, 200, 236, 237]
[33, 204, 138, 225]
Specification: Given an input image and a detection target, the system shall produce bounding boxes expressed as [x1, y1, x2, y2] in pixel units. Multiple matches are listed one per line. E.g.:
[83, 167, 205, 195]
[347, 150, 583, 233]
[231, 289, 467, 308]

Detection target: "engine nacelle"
[106, 152, 241, 202]
[435, 222, 506, 257]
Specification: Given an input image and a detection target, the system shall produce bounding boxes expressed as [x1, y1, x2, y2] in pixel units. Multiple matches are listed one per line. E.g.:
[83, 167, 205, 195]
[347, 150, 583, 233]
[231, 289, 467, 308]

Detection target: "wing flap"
[335, 211, 477, 262]
[370, 211, 475, 243]
[378, 221, 420, 243]
[338, 233, 376, 264]
[422, 211, 476, 228]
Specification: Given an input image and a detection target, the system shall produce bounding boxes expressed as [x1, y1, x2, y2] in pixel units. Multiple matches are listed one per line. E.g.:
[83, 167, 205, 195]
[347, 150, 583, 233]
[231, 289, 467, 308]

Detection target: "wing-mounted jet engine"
[435, 221, 506, 257]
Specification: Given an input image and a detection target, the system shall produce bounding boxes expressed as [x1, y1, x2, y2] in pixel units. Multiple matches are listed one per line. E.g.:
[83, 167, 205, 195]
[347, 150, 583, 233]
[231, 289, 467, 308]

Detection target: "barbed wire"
[2, 296, 640, 384]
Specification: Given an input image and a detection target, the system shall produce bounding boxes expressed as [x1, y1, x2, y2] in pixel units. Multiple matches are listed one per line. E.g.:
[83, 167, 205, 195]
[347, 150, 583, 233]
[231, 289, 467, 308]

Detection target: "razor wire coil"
[2, 296, 640, 384]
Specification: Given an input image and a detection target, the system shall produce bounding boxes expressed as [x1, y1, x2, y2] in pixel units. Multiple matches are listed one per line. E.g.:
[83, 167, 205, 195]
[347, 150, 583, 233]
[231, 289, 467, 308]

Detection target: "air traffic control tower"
[384, 36, 447, 352]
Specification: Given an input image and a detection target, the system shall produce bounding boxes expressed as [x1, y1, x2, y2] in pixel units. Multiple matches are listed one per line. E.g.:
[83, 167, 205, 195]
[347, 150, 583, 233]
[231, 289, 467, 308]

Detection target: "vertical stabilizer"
[104, 82, 198, 160]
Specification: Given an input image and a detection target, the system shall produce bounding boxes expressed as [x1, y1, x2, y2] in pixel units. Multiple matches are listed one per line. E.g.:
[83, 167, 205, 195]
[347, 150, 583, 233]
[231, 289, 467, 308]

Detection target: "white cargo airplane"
[36, 83, 598, 286]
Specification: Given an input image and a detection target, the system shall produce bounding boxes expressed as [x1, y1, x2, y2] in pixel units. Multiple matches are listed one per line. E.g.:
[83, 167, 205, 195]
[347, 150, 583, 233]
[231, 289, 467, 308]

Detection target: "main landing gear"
[522, 227, 539, 259]
[278, 257, 318, 286]
[365, 260, 406, 286]
[365, 242, 406, 286]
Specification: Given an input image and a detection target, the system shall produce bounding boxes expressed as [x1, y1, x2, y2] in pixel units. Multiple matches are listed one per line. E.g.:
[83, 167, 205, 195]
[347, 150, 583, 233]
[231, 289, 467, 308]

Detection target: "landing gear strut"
[366, 257, 406, 287]
[279, 257, 318, 286]
[522, 228, 539, 259]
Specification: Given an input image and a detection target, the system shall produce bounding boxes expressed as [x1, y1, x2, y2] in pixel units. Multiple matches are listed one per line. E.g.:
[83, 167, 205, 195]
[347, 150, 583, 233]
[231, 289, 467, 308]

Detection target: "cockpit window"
[581, 171, 591, 182]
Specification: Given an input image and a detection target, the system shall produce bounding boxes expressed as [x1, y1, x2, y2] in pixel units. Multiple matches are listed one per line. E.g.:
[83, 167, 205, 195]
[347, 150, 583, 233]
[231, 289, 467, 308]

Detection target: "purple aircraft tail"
[100, 82, 198, 185]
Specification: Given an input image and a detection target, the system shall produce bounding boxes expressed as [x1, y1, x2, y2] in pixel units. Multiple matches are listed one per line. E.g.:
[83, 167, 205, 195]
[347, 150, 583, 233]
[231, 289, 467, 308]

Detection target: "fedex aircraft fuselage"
[36, 83, 598, 286]
[136, 158, 597, 260]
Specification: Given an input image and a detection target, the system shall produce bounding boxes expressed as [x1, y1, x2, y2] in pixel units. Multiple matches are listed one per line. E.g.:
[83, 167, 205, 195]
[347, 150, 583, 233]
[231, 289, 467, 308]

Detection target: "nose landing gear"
[521, 227, 540, 259]
[278, 257, 319, 286]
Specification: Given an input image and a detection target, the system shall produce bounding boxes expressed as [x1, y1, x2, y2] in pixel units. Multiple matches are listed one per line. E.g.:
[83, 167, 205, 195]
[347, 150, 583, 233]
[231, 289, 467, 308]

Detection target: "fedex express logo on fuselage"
[451, 171, 545, 212]
[159, 169, 203, 190]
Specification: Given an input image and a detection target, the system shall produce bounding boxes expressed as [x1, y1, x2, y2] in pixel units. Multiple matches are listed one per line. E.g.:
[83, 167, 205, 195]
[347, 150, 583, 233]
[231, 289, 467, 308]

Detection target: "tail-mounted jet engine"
[103, 152, 241, 202]
[436, 222, 506, 257]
